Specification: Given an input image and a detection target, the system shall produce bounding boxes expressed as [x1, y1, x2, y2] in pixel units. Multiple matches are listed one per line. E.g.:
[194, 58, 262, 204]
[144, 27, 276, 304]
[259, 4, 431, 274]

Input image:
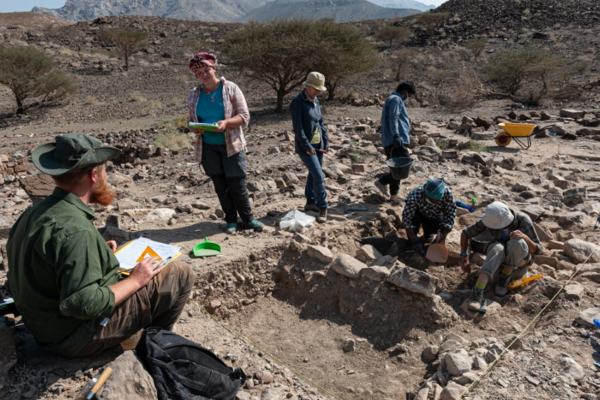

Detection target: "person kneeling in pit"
[402, 178, 456, 256]
[460, 201, 542, 313]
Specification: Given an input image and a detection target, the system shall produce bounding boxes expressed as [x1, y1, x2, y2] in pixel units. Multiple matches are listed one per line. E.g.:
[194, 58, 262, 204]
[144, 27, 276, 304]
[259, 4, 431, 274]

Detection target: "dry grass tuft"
[155, 129, 192, 151]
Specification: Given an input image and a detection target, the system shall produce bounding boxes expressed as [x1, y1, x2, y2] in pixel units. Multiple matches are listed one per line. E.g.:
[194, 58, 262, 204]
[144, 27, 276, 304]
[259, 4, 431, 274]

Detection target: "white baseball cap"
[481, 201, 514, 229]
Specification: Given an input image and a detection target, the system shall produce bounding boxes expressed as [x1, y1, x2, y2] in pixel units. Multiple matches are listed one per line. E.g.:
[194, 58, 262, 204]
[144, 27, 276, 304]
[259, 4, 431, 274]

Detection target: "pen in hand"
[153, 256, 172, 272]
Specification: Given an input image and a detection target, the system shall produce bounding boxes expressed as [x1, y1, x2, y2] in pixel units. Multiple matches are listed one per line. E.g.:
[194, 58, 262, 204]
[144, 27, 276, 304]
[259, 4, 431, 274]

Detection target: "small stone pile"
[0, 153, 27, 187]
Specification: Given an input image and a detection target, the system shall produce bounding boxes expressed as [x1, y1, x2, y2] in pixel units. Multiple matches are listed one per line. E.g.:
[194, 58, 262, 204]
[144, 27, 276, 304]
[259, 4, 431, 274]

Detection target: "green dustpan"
[193, 237, 221, 257]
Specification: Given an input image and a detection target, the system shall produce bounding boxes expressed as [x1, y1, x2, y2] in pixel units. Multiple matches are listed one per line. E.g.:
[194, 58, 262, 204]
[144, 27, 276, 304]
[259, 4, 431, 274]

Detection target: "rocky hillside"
[367, 0, 434, 11]
[32, 0, 269, 23]
[239, 0, 420, 23]
[435, 0, 600, 34]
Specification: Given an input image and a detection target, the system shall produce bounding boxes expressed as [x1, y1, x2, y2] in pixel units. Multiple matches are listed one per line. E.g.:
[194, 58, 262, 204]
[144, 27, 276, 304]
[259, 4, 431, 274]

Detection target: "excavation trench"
[193, 228, 460, 400]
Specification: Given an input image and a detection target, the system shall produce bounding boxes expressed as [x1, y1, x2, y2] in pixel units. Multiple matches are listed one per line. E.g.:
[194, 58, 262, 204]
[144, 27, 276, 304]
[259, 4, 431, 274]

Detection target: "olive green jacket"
[7, 188, 121, 357]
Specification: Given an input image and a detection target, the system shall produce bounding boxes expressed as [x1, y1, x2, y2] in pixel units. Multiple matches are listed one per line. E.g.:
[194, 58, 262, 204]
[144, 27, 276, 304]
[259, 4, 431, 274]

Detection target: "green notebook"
[189, 122, 222, 133]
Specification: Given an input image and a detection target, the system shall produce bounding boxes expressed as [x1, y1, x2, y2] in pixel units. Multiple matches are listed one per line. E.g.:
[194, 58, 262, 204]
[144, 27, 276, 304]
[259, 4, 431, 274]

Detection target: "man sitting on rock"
[374, 81, 416, 205]
[461, 201, 542, 313]
[7, 134, 194, 357]
[402, 178, 456, 255]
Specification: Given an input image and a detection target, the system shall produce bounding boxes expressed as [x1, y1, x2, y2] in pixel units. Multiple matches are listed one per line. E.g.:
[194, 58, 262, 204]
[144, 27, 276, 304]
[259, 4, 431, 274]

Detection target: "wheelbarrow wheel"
[495, 133, 512, 147]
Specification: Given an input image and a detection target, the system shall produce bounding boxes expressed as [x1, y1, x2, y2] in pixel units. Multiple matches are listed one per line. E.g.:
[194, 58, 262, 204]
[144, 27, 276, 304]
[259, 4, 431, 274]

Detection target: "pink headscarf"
[189, 52, 217, 72]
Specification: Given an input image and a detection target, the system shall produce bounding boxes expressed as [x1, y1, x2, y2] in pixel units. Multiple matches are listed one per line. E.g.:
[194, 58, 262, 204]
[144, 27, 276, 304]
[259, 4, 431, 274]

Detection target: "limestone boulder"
[443, 350, 472, 376]
[575, 307, 600, 328]
[307, 245, 334, 263]
[360, 266, 390, 281]
[331, 254, 366, 278]
[97, 351, 157, 400]
[386, 265, 439, 298]
[564, 239, 600, 263]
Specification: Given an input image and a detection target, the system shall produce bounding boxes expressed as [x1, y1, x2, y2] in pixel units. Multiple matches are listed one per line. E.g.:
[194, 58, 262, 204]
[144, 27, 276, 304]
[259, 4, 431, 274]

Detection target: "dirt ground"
[2, 12, 600, 400]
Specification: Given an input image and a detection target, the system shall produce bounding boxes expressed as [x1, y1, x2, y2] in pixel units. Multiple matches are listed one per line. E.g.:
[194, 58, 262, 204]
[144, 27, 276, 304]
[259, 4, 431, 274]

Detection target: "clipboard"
[189, 122, 223, 133]
[115, 238, 182, 276]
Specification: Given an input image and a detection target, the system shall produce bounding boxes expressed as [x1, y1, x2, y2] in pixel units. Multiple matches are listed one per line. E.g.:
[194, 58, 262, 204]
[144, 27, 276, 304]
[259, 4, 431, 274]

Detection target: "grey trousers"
[479, 238, 531, 279]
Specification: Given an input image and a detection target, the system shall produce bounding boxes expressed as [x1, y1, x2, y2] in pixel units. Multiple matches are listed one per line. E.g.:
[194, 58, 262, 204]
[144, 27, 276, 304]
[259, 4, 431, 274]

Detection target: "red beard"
[89, 176, 116, 206]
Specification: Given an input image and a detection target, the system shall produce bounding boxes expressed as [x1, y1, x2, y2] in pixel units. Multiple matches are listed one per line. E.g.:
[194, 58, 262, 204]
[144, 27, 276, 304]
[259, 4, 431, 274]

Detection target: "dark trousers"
[201, 144, 254, 224]
[378, 143, 410, 195]
[210, 175, 254, 224]
[75, 261, 194, 357]
[411, 209, 442, 238]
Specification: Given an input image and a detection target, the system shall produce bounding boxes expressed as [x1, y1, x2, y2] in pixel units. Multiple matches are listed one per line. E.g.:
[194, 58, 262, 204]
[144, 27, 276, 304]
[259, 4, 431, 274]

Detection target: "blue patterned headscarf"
[423, 178, 446, 200]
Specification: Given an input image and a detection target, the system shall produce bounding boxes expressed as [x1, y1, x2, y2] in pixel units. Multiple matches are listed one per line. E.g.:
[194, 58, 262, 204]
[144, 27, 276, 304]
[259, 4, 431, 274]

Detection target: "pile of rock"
[0, 153, 28, 187]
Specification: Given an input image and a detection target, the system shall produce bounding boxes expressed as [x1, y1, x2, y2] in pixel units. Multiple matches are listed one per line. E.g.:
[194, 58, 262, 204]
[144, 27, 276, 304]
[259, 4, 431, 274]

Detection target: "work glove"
[392, 135, 403, 149]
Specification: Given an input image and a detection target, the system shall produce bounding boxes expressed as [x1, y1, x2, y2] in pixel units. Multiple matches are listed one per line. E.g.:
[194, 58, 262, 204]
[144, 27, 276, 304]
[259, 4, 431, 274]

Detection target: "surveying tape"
[193, 300, 344, 400]
[457, 248, 598, 400]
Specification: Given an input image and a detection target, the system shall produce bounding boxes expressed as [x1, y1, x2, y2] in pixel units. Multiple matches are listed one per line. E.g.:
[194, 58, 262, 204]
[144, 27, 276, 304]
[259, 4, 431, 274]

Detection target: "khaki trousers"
[75, 261, 194, 357]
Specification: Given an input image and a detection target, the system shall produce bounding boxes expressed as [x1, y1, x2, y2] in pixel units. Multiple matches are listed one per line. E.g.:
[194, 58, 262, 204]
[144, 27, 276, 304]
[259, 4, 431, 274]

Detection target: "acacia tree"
[223, 19, 317, 113]
[374, 25, 411, 48]
[223, 19, 378, 111]
[481, 48, 586, 105]
[311, 19, 378, 100]
[99, 29, 148, 71]
[0, 46, 76, 114]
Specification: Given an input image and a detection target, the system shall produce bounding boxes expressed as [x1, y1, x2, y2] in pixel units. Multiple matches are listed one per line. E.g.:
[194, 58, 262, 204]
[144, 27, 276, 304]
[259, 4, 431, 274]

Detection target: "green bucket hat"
[32, 133, 121, 176]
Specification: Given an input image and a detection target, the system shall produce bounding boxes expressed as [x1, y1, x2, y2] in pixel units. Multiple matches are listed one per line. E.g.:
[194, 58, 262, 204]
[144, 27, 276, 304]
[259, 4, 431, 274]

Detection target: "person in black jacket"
[290, 72, 329, 223]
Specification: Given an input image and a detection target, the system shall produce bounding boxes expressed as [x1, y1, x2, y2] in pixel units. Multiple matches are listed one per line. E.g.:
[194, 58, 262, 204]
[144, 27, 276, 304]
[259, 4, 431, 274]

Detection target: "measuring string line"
[457, 248, 598, 400]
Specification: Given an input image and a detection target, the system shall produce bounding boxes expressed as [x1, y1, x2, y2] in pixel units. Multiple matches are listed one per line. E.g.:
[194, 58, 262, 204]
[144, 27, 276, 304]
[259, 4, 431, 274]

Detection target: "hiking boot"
[243, 219, 264, 232]
[317, 208, 327, 223]
[304, 203, 320, 212]
[495, 273, 512, 296]
[390, 194, 403, 205]
[467, 288, 485, 313]
[374, 180, 390, 197]
[225, 222, 237, 234]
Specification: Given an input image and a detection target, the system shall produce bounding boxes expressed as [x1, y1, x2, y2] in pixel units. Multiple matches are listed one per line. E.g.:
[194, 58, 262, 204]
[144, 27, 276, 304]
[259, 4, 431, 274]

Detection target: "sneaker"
[242, 219, 264, 232]
[467, 288, 486, 313]
[317, 208, 327, 223]
[374, 180, 390, 197]
[225, 223, 237, 234]
[495, 273, 512, 296]
[390, 194, 403, 205]
[304, 203, 320, 212]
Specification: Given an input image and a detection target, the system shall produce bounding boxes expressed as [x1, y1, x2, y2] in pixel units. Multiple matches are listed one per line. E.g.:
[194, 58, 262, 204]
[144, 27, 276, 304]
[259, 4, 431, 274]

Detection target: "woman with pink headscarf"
[186, 52, 263, 234]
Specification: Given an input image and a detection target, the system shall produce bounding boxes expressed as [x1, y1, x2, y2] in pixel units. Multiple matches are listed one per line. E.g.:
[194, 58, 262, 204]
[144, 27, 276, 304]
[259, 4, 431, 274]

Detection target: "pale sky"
[0, 0, 66, 12]
[0, 0, 448, 12]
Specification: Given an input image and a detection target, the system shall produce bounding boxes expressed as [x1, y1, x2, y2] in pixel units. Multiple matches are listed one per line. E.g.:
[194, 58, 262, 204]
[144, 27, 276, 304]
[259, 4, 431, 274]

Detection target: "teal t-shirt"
[196, 83, 226, 145]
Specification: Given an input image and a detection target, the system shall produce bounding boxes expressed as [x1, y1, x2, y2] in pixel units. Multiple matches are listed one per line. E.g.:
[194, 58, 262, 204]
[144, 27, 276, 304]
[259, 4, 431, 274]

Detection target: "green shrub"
[416, 12, 450, 32]
[481, 48, 584, 105]
[466, 39, 486, 58]
[468, 140, 488, 153]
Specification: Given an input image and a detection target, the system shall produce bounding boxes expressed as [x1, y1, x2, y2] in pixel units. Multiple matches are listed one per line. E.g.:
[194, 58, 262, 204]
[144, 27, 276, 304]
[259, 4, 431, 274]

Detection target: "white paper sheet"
[116, 237, 181, 271]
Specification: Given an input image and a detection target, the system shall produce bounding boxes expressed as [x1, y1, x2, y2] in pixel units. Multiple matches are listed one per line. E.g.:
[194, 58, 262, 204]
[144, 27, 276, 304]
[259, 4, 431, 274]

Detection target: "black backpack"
[136, 327, 246, 400]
